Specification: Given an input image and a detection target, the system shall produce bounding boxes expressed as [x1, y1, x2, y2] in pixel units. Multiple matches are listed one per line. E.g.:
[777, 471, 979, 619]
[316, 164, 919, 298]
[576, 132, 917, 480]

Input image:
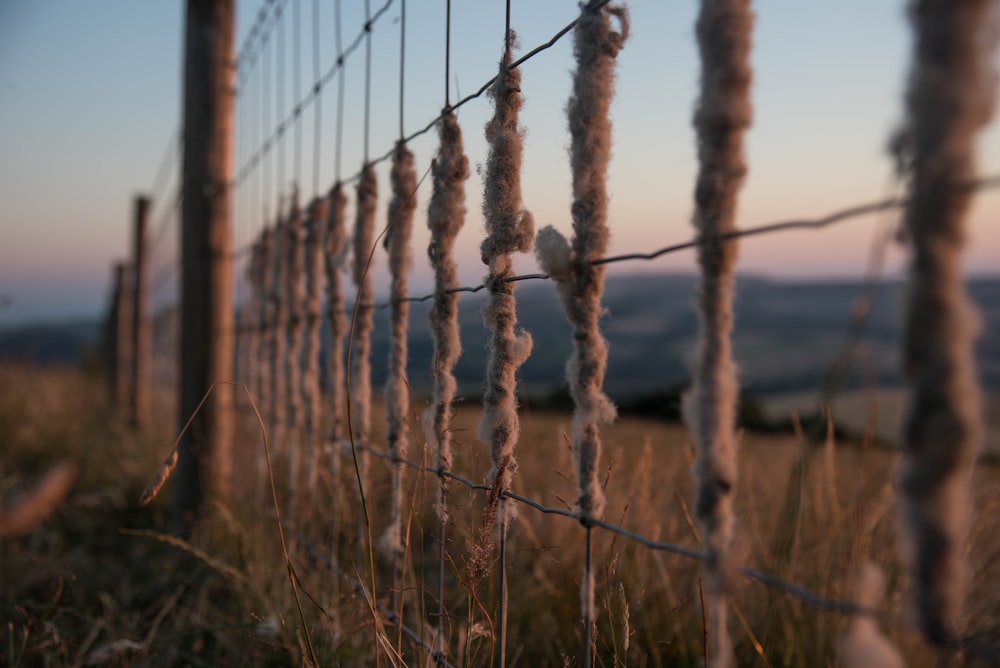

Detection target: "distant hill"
[368, 273, 1000, 398]
[0, 320, 102, 366]
[4, 274, 999, 399]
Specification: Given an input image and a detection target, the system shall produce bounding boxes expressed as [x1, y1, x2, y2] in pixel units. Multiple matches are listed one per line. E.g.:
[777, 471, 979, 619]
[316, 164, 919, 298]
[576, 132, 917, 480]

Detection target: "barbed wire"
[365, 174, 1000, 309]
[216, 171, 1000, 327]
[235, 0, 293, 95]
[229, 0, 611, 243]
[357, 439, 895, 620]
[363, 0, 615, 175]
[233, 0, 395, 189]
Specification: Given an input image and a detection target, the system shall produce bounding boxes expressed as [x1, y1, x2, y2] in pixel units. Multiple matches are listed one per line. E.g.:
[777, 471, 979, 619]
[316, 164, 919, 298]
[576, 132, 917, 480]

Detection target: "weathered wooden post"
[130, 195, 152, 431]
[107, 261, 132, 415]
[174, 0, 235, 538]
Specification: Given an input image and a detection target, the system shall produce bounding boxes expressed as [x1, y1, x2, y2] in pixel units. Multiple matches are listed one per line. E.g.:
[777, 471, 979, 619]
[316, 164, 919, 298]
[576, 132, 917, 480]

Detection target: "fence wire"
[132, 0, 1000, 665]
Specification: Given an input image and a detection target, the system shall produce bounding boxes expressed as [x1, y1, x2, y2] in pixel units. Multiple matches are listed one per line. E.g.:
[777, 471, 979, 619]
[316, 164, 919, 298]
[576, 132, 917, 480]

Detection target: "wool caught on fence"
[256, 227, 274, 415]
[285, 194, 306, 503]
[351, 164, 378, 494]
[685, 1, 753, 666]
[303, 197, 327, 496]
[269, 212, 289, 467]
[244, 240, 262, 392]
[256, 226, 275, 489]
[838, 562, 903, 668]
[324, 184, 349, 480]
[424, 111, 469, 525]
[897, 0, 997, 648]
[534, 1, 628, 644]
[478, 35, 535, 536]
[381, 142, 416, 559]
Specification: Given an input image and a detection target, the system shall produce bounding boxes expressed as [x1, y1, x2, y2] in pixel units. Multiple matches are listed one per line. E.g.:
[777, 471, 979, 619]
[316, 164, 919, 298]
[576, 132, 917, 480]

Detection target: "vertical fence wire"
[311, 0, 322, 198]
[533, 4, 629, 663]
[425, 107, 468, 662]
[334, 0, 345, 184]
[381, 0, 415, 641]
[477, 10, 535, 664]
[156, 1, 1000, 663]
[383, 139, 416, 639]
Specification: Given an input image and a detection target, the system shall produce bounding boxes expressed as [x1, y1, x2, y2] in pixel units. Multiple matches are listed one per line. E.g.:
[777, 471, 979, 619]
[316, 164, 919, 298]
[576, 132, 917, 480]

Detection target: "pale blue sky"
[1, 1, 998, 324]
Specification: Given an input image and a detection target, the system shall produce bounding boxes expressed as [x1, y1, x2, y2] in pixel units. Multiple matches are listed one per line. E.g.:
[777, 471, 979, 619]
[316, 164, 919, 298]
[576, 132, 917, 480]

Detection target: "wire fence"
[131, 0, 1000, 665]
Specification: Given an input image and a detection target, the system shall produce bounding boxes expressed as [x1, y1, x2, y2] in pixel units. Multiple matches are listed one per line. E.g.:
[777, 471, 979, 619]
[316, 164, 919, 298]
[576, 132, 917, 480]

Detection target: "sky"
[1, 1, 998, 325]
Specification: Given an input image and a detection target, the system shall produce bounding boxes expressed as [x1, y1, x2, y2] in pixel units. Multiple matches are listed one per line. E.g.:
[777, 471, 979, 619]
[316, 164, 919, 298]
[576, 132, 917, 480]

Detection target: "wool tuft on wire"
[381, 142, 416, 559]
[478, 33, 535, 535]
[284, 191, 306, 505]
[255, 226, 275, 487]
[424, 110, 469, 524]
[350, 164, 378, 494]
[838, 562, 903, 668]
[534, 0, 628, 638]
[269, 208, 289, 467]
[324, 184, 349, 484]
[303, 196, 328, 495]
[896, 0, 997, 649]
[683, 1, 754, 666]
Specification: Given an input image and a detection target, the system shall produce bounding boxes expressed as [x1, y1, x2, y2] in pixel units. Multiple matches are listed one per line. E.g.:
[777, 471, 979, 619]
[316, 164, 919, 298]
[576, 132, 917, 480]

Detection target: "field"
[3, 364, 1000, 666]
[760, 388, 1000, 459]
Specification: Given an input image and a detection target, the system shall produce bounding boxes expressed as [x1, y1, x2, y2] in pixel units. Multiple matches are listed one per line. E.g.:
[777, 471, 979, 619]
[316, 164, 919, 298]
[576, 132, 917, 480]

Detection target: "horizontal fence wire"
[135, 1, 1000, 664]
[222, 173, 1000, 316]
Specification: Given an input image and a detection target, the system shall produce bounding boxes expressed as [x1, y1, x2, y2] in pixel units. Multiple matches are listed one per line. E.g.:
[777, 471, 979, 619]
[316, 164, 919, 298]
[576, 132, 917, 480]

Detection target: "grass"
[3, 363, 1000, 666]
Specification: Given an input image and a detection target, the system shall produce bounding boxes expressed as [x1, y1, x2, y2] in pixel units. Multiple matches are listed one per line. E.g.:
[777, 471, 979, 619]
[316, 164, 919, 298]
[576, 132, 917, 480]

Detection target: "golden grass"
[4, 365, 1000, 666]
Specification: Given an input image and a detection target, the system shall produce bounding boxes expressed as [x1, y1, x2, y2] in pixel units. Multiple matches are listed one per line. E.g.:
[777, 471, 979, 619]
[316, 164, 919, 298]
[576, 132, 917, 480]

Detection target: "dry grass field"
[3, 364, 1000, 666]
[761, 388, 1000, 459]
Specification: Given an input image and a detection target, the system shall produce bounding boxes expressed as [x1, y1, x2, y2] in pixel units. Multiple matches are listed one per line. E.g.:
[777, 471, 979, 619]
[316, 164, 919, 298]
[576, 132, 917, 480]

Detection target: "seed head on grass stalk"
[424, 111, 469, 525]
[896, 0, 998, 649]
[381, 142, 416, 559]
[685, 1, 754, 666]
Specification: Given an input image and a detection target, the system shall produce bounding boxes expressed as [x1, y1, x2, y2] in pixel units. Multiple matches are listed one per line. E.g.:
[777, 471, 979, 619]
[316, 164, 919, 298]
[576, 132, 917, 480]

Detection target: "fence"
[108, 0, 1000, 665]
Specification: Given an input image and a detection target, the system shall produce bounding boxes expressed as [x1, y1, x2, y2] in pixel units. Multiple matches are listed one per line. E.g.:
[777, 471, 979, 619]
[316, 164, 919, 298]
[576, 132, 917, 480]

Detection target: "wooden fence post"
[130, 195, 152, 430]
[174, 0, 235, 538]
[107, 261, 132, 415]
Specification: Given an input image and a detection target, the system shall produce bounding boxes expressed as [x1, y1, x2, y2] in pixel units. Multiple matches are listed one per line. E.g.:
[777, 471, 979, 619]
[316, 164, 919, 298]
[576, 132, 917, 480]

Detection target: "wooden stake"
[174, 0, 235, 538]
[130, 195, 152, 431]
